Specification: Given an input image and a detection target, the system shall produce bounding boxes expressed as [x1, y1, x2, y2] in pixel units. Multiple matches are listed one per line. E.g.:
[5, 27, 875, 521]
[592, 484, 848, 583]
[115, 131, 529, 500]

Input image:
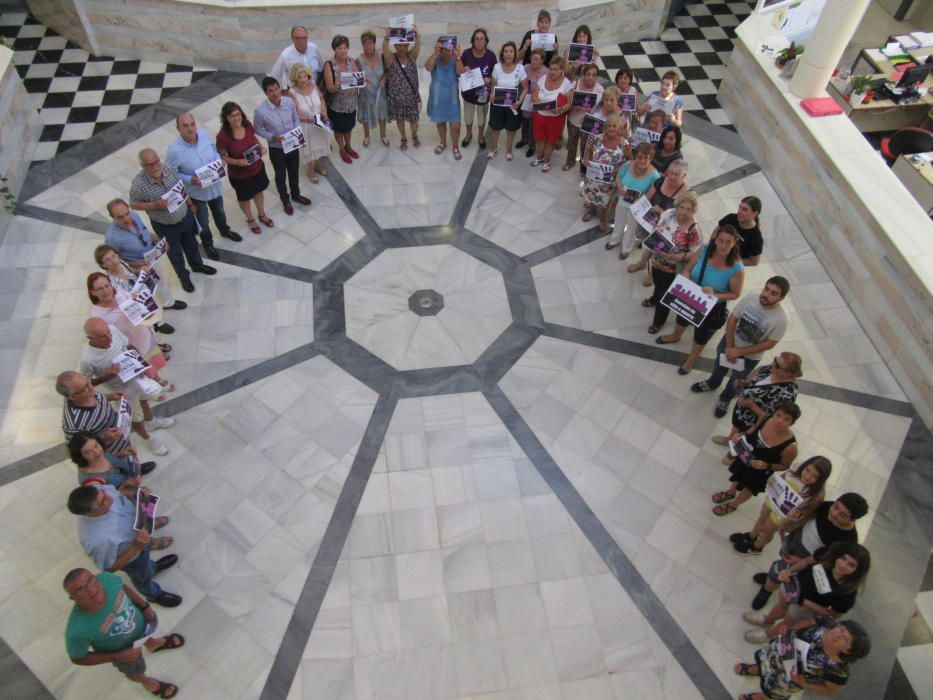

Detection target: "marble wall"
[720, 15, 933, 429]
[27, 0, 669, 74]
[0, 45, 41, 244]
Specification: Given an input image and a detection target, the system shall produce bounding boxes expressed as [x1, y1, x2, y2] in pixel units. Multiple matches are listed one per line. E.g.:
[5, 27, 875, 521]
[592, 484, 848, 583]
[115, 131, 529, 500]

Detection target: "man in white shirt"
[269, 25, 324, 93]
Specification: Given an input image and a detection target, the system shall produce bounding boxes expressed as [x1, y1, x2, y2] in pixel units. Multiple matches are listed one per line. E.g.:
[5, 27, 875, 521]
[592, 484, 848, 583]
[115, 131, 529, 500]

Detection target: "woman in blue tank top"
[656, 224, 745, 374]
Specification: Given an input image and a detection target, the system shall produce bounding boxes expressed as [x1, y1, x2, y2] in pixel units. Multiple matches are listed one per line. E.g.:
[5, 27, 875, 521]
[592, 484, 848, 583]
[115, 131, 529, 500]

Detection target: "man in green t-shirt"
[64, 568, 185, 698]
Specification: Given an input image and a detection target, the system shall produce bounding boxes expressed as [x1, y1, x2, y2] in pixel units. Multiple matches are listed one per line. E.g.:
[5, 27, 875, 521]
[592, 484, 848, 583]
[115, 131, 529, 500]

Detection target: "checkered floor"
[599, 0, 756, 127]
[0, 11, 214, 163]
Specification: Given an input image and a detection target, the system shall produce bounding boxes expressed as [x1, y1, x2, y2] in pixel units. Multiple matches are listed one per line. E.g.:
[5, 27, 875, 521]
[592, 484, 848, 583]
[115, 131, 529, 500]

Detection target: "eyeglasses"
[141, 160, 160, 167]
[68, 382, 93, 396]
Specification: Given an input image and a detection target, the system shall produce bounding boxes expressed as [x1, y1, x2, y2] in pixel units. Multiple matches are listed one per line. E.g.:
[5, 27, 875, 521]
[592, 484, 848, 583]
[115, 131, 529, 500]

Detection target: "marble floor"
[0, 12, 931, 700]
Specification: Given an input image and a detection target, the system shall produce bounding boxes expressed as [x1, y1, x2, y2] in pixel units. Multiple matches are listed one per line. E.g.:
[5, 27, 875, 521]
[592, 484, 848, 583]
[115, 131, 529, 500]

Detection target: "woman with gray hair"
[289, 63, 330, 183]
[621, 158, 688, 264]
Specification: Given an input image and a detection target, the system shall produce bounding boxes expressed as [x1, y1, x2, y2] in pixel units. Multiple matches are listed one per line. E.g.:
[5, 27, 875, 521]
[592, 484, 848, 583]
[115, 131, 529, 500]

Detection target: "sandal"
[435, 143, 446, 155]
[734, 663, 759, 677]
[647, 325, 660, 334]
[152, 633, 186, 652]
[712, 490, 735, 504]
[412, 135, 421, 148]
[150, 536, 174, 551]
[258, 214, 274, 227]
[453, 147, 462, 161]
[158, 343, 172, 353]
[582, 212, 594, 222]
[487, 150, 497, 160]
[562, 162, 575, 171]
[640, 298, 654, 308]
[309, 173, 319, 184]
[711, 435, 730, 446]
[713, 502, 738, 516]
[505, 152, 513, 161]
[149, 681, 178, 698]
[618, 251, 629, 260]
[598, 222, 608, 233]
[363, 136, 370, 148]
[400, 138, 408, 151]
[154, 516, 170, 530]
[380, 136, 390, 147]
[627, 261, 647, 273]
[246, 218, 261, 234]
[541, 162, 551, 172]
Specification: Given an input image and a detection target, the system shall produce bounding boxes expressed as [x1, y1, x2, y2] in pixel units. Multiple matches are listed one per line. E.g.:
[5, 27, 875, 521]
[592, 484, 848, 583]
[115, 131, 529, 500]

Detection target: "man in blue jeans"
[67, 484, 182, 607]
[690, 276, 790, 417]
[166, 113, 243, 253]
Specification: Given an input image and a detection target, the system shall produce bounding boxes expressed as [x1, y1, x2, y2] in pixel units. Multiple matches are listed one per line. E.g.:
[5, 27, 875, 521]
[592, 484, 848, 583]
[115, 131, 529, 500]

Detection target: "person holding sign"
[69, 433, 154, 493]
[129, 150, 215, 294]
[383, 24, 422, 150]
[653, 125, 683, 174]
[487, 41, 527, 161]
[735, 456, 832, 556]
[358, 30, 390, 148]
[580, 115, 627, 232]
[166, 113, 242, 261]
[519, 10, 558, 66]
[530, 57, 573, 172]
[637, 70, 685, 128]
[621, 159, 688, 262]
[254, 77, 312, 216]
[655, 225, 745, 375]
[711, 401, 800, 517]
[63, 568, 185, 698]
[216, 102, 272, 235]
[516, 48, 548, 156]
[67, 484, 181, 607]
[614, 69, 639, 131]
[564, 63, 604, 171]
[606, 143, 659, 251]
[644, 192, 703, 331]
[289, 63, 330, 183]
[743, 543, 871, 645]
[735, 616, 871, 700]
[457, 28, 497, 150]
[426, 36, 464, 159]
[269, 25, 324, 91]
[563, 25, 599, 79]
[322, 35, 362, 165]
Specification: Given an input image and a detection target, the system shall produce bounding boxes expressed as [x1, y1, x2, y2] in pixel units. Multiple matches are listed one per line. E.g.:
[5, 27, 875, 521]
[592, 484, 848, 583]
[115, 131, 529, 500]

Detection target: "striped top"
[62, 391, 129, 455]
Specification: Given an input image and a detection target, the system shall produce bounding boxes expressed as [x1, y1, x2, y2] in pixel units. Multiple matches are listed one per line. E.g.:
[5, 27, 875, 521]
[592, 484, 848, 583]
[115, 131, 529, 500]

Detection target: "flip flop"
[381, 136, 391, 147]
[150, 536, 173, 551]
[734, 663, 759, 677]
[154, 516, 170, 530]
[435, 143, 446, 155]
[713, 502, 738, 516]
[152, 633, 186, 652]
[712, 490, 735, 504]
[149, 681, 178, 698]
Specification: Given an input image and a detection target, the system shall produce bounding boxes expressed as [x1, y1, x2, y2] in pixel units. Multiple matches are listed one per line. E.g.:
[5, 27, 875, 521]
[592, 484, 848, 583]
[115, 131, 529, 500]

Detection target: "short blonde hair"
[361, 29, 377, 44]
[604, 114, 625, 133]
[288, 63, 313, 84]
[602, 85, 621, 105]
[674, 190, 699, 213]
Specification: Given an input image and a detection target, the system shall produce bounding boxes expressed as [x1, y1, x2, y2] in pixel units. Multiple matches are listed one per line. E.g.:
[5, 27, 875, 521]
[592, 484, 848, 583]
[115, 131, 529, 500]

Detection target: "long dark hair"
[572, 25, 593, 44]
[790, 456, 831, 498]
[818, 542, 871, 594]
[68, 433, 97, 468]
[742, 195, 762, 221]
[220, 101, 253, 138]
[705, 224, 741, 266]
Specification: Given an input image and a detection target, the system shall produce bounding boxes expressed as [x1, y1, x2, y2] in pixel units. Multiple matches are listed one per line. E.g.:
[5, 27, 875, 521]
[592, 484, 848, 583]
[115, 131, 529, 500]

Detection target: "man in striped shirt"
[78, 319, 173, 456]
[58, 371, 135, 457]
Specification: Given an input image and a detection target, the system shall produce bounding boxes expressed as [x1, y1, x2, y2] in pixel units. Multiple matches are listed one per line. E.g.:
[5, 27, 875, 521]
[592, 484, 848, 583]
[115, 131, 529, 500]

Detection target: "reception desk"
[720, 13, 933, 428]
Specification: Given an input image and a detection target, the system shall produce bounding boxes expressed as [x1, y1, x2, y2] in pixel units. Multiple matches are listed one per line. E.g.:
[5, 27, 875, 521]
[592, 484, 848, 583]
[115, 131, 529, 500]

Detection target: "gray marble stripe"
[394, 365, 483, 398]
[691, 163, 762, 197]
[483, 385, 731, 700]
[883, 659, 920, 700]
[473, 324, 541, 383]
[523, 225, 605, 267]
[847, 416, 933, 700]
[15, 203, 110, 234]
[682, 109, 755, 162]
[542, 322, 914, 417]
[0, 635, 55, 700]
[382, 226, 455, 247]
[19, 71, 251, 202]
[452, 226, 524, 271]
[449, 152, 489, 227]
[260, 391, 398, 700]
[0, 443, 68, 488]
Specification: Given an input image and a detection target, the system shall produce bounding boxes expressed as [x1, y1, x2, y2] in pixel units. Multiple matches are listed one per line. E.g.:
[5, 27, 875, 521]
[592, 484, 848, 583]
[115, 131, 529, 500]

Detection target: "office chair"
[880, 126, 933, 165]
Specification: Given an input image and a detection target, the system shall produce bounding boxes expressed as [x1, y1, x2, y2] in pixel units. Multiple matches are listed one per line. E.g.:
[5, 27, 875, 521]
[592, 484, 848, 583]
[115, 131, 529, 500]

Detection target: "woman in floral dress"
[382, 25, 422, 149]
[581, 114, 627, 232]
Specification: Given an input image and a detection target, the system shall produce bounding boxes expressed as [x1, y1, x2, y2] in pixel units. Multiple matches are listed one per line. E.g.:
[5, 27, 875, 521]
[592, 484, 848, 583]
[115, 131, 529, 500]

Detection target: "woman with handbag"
[383, 25, 422, 150]
[655, 224, 745, 374]
[711, 400, 800, 517]
[322, 35, 362, 164]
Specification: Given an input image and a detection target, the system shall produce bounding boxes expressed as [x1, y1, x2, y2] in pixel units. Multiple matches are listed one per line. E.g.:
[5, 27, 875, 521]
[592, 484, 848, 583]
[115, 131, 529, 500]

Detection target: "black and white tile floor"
[0, 10, 214, 163]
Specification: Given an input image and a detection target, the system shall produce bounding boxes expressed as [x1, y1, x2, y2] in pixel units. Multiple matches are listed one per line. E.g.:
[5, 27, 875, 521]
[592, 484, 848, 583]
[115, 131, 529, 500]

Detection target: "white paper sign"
[458, 67, 484, 93]
[661, 274, 720, 328]
[118, 396, 132, 438]
[389, 14, 414, 29]
[118, 289, 159, 326]
[718, 353, 746, 371]
[194, 159, 226, 187]
[585, 162, 613, 183]
[530, 33, 556, 51]
[340, 72, 366, 90]
[115, 349, 151, 383]
[162, 181, 187, 214]
[766, 475, 804, 517]
[631, 126, 661, 146]
[281, 126, 306, 154]
[143, 238, 167, 266]
[132, 268, 159, 297]
[630, 196, 661, 232]
[811, 563, 832, 595]
[312, 113, 333, 131]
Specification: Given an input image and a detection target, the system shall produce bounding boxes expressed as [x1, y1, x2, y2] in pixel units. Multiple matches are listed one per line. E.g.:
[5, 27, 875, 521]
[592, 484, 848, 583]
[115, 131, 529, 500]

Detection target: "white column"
[789, 0, 871, 98]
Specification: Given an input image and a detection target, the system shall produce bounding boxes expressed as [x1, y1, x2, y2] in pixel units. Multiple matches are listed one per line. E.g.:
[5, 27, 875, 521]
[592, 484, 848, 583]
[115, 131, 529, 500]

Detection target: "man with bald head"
[79, 318, 173, 456]
[270, 25, 324, 92]
[165, 113, 242, 253]
[129, 148, 216, 294]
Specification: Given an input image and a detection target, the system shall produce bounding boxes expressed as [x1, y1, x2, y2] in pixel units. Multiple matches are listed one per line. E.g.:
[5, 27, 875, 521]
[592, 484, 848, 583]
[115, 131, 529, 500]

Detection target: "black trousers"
[152, 210, 203, 282]
[268, 147, 301, 203]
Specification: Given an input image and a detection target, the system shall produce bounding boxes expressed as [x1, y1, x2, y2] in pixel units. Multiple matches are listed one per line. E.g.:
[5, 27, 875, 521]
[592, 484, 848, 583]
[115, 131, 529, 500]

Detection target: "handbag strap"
[395, 55, 419, 98]
[697, 245, 712, 286]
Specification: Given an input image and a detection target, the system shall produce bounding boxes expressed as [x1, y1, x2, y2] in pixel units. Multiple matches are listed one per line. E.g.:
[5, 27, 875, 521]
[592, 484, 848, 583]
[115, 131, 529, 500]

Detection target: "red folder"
[800, 97, 843, 116]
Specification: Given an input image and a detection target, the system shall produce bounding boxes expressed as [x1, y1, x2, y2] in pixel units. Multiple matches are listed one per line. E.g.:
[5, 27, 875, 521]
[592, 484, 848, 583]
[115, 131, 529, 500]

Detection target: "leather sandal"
[246, 218, 261, 234]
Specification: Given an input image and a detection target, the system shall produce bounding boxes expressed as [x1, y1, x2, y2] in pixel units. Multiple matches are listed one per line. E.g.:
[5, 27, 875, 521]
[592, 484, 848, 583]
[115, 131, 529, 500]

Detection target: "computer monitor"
[896, 63, 931, 89]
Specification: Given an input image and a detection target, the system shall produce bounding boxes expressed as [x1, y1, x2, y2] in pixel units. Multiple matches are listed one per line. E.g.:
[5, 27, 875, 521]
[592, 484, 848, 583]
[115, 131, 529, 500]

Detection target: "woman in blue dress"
[426, 37, 464, 160]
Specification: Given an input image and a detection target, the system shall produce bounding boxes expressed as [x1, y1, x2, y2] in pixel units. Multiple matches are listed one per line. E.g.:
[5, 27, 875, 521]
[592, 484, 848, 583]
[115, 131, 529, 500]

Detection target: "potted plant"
[775, 42, 804, 77]
[849, 75, 871, 107]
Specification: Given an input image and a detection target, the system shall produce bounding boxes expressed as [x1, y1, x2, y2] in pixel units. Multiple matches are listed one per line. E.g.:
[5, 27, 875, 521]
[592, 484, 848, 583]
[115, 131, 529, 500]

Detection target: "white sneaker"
[148, 417, 175, 431]
[146, 437, 169, 456]
[744, 629, 768, 644]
